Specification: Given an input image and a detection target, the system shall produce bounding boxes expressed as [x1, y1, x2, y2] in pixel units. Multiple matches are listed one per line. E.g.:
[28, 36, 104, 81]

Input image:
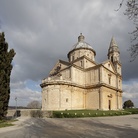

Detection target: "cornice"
[40, 81, 122, 92]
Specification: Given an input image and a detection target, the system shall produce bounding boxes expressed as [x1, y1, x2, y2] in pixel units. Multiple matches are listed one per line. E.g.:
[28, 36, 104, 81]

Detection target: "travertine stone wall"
[71, 87, 85, 109]
[85, 68, 99, 86]
[73, 58, 96, 69]
[60, 68, 71, 80]
[69, 49, 95, 62]
[117, 76, 122, 90]
[101, 66, 117, 88]
[42, 84, 85, 110]
[86, 89, 99, 109]
[117, 92, 123, 109]
[101, 87, 118, 110]
[71, 67, 85, 85]
[83, 58, 96, 69]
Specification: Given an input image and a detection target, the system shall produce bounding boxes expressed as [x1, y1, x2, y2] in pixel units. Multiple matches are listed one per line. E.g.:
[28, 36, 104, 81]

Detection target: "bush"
[125, 108, 138, 114]
[52, 109, 138, 118]
[30, 110, 43, 118]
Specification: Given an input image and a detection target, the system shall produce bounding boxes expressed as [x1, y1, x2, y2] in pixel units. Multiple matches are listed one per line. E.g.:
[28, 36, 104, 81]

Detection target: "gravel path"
[0, 115, 138, 138]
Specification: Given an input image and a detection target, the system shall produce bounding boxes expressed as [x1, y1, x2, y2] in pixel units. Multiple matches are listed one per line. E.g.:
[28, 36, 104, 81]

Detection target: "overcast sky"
[0, 0, 138, 107]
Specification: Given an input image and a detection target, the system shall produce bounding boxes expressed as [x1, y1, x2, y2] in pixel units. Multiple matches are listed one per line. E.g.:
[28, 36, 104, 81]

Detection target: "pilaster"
[99, 88, 103, 110]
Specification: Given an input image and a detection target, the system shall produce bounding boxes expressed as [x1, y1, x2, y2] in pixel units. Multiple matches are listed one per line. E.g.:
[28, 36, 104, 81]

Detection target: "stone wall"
[69, 48, 95, 62]
[101, 87, 118, 110]
[72, 67, 85, 85]
[7, 109, 53, 118]
[86, 88, 100, 109]
[85, 68, 99, 86]
[42, 84, 85, 111]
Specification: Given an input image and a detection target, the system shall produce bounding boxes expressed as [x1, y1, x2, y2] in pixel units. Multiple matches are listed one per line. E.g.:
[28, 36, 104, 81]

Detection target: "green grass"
[0, 119, 17, 128]
[124, 108, 138, 114]
[53, 108, 138, 118]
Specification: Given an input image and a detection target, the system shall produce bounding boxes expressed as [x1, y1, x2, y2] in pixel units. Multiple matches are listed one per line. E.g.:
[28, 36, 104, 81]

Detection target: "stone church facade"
[40, 34, 123, 110]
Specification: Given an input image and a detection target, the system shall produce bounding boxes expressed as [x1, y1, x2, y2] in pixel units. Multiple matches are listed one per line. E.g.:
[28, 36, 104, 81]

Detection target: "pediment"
[102, 60, 116, 73]
[49, 60, 70, 76]
[71, 55, 97, 69]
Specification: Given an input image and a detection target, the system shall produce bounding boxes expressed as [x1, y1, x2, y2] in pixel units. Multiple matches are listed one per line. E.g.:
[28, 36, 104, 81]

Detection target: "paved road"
[0, 115, 138, 138]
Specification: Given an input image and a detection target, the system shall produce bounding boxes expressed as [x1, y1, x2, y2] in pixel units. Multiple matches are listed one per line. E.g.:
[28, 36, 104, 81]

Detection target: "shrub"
[125, 108, 138, 114]
[52, 109, 138, 118]
[30, 110, 43, 118]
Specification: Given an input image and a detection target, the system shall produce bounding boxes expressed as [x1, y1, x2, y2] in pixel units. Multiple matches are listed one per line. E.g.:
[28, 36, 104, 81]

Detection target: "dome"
[72, 33, 93, 50]
[67, 33, 96, 61]
[73, 41, 92, 49]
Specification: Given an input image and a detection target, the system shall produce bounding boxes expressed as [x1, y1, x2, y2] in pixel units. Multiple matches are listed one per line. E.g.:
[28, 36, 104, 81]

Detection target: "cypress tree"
[0, 32, 15, 119]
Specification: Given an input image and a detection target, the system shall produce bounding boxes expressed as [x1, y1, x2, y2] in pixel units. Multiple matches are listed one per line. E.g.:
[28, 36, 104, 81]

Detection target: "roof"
[72, 33, 93, 50]
[109, 37, 118, 48]
[108, 37, 120, 54]
[59, 59, 71, 66]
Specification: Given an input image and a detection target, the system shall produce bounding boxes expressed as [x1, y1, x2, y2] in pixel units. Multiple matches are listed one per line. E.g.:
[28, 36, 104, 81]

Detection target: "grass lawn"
[124, 108, 138, 114]
[0, 119, 17, 128]
[53, 108, 138, 118]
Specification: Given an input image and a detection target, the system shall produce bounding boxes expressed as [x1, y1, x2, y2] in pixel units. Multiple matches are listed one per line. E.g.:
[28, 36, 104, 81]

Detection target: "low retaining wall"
[7, 109, 53, 118]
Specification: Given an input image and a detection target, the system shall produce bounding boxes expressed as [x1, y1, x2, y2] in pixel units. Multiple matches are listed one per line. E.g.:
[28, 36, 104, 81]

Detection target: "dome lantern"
[78, 33, 85, 42]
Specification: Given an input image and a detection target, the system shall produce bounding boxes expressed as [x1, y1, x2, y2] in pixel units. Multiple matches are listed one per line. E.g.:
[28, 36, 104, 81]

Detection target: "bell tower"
[108, 37, 120, 62]
[108, 37, 121, 75]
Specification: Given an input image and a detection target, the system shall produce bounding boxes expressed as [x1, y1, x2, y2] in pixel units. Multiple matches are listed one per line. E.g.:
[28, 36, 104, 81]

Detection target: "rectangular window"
[108, 74, 111, 84]
[72, 56, 74, 61]
[80, 61, 83, 67]
[66, 98, 68, 102]
[119, 80, 120, 86]
[109, 77, 111, 84]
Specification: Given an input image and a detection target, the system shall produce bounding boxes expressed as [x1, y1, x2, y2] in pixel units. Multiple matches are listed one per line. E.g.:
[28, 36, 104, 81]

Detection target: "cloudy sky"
[0, 0, 138, 107]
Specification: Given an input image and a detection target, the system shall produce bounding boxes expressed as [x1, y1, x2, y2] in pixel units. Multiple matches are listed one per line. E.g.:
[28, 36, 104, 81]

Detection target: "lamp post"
[15, 97, 17, 117]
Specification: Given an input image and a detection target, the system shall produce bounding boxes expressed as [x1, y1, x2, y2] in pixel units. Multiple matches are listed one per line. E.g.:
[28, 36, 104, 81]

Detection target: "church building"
[40, 34, 123, 110]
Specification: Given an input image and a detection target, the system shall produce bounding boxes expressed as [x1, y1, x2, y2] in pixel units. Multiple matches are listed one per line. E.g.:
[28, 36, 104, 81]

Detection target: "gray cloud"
[123, 82, 138, 107]
[9, 88, 41, 106]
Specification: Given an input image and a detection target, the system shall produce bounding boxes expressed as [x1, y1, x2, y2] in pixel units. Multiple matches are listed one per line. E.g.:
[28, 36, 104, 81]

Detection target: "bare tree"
[27, 100, 41, 109]
[116, 0, 138, 61]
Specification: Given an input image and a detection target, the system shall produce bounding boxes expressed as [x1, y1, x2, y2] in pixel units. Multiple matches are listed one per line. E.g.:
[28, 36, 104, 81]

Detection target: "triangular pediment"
[71, 55, 97, 69]
[49, 60, 70, 76]
[101, 60, 116, 73]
